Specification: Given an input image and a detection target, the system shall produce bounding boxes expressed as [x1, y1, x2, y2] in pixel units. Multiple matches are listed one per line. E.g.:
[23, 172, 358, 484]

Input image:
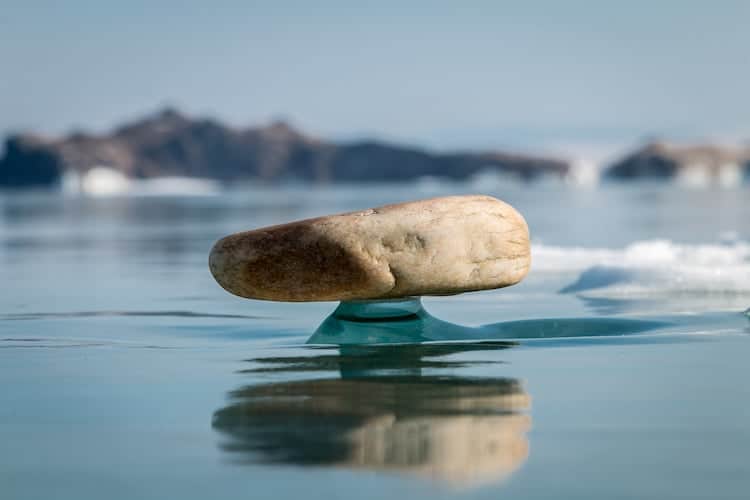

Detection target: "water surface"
[1, 183, 749, 499]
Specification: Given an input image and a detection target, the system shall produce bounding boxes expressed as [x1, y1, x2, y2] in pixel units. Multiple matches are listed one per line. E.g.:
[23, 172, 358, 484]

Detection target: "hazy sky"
[2, 1, 749, 153]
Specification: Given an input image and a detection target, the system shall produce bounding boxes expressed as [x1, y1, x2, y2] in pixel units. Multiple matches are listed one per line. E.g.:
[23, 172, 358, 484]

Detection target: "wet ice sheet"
[1, 183, 750, 499]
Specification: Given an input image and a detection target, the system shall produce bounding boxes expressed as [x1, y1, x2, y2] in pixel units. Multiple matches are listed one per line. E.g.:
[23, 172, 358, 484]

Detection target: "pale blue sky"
[2, 1, 749, 152]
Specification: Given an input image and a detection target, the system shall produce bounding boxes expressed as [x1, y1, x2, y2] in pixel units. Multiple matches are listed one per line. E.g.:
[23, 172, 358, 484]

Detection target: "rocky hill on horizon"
[0, 108, 570, 188]
[605, 141, 750, 185]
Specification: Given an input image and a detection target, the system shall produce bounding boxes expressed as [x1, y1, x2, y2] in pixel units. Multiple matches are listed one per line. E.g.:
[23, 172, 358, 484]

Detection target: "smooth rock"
[209, 195, 530, 301]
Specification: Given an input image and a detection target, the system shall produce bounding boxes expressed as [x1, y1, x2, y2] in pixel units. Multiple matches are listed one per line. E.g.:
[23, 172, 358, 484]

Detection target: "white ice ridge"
[532, 238, 750, 296]
[62, 167, 220, 197]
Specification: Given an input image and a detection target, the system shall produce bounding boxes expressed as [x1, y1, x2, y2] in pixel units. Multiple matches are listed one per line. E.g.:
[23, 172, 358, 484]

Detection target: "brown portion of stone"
[209, 195, 530, 301]
[212, 223, 380, 301]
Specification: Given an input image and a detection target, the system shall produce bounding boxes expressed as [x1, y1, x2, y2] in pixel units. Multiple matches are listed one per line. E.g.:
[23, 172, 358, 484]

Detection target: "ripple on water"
[0, 310, 271, 321]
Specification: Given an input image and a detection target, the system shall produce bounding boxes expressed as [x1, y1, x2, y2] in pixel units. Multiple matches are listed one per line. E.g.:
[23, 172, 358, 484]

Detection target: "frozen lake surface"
[1, 182, 749, 499]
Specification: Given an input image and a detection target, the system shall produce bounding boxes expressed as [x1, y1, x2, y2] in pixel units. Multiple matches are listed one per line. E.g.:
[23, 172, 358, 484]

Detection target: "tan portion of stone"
[209, 195, 530, 301]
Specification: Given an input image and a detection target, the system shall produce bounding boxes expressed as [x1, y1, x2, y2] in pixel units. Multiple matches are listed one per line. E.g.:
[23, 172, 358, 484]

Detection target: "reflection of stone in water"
[243, 341, 513, 375]
[213, 376, 530, 486]
[348, 413, 529, 485]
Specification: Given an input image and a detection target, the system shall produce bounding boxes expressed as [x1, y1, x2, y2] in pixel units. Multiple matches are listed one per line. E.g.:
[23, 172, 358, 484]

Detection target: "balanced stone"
[209, 195, 530, 301]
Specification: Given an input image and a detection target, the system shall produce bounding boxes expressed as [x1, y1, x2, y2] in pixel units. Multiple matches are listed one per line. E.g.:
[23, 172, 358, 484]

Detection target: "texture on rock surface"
[209, 195, 530, 301]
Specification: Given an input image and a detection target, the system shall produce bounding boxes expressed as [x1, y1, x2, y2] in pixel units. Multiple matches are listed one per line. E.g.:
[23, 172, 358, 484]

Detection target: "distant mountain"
[605, 141, 750, 184]
[0, 108, 569, 188]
